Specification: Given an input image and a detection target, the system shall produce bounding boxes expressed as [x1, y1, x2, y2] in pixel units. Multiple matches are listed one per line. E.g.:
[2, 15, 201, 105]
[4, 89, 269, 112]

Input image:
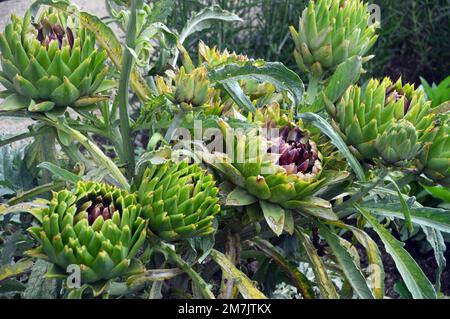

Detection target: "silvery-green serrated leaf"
[421, 226, 446, 291]
[210, 249, 267, 299]
[356, 205, 437, 299]
[37, 162, 82, 184]
[22, 260, 57, 299]
[0, 260, 33, 282]
[421, 183, 450, 203]
[318, 222, 375, 299]
[360, 202, 450, 234]
[209, 61, 304, 107]
[260, 200, 285, 236]
[295, 196, 338, 221]
[179, 5, 242, 44]
[298, 112, 366, 181]
[226, 187, 257, 206]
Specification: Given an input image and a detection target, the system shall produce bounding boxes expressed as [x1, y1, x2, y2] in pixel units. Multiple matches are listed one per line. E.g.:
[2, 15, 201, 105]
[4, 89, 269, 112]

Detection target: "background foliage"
[168, 0, 450, 84]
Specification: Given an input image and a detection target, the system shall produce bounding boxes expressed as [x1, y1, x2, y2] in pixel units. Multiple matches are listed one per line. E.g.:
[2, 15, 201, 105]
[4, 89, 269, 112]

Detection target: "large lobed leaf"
[209, 61, 304, 107]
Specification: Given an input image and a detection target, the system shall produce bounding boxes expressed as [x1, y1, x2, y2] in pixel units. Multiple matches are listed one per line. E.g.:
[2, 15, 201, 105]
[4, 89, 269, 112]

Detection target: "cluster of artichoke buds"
[156, 66, 215, 110]
[138, 161, 221, 241]
[290, 0, 378, 78]
[246, 102, 294, 128]
[27, 182, 147, 284]
[419, 116, 450, 186]
[198, 41, 248, 69]
[328, 77, 435, 167]
[0, 8, 111, 113]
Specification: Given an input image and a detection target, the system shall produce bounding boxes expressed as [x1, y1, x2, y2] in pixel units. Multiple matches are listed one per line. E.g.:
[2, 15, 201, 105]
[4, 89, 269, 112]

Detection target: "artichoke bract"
[0, 8, 110, 112]
[27, 182, 147, 284]
[290, 0, 378, 78]
[420, 118, 450, 186]
[328, 77, 435, 166]
[138, 161, 221, 241]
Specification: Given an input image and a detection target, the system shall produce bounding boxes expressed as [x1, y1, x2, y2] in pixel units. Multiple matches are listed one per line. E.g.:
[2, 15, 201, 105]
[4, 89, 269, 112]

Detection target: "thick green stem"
[117, 0, 138, 180]
[7, 181, 66, 206]
[37, 117, 130, 190]
[0, 130, 47, 148]
[159, 244, 215, 299]
[40, 131, 57, 184]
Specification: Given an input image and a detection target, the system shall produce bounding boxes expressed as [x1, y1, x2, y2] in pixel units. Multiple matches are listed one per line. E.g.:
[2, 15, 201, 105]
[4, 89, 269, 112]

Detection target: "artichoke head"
[0, 8, 110, 113]
[290, 0, 378, 78]
[156, 66, 214, 110]
[419, 117, 450, 186]
[27, 182, 147, 284]
[199, 41, 248, 69]
[207, 121, 331, 209]
[247, 102, 294, 128]
[329, 77, 435, 166]
[138, 161, 221, 241]
[375, 120, 421, 166]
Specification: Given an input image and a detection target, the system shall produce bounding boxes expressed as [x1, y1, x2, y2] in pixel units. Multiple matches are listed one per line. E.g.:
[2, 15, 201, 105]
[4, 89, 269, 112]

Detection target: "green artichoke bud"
[0, 9, 110, 112]
[247, 102, 294, 128]
[329, 77, 435, 165]
[138, 161, 221, 241]
[27, 182, 147, 283]
[420, 118, 450, 186]
[290, 0, 378, 78]
[199, 41, 248, 69]
[375, 120, 421, 166]
[156, 66, 214, 109]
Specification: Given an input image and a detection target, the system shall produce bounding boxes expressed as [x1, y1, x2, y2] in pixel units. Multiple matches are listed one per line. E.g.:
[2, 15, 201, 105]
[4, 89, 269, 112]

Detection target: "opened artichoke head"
[138, 161, 221, 241]
[205, 121, 338, 209]
[0, 8, 110, 113]
[27, 182, 147, 284]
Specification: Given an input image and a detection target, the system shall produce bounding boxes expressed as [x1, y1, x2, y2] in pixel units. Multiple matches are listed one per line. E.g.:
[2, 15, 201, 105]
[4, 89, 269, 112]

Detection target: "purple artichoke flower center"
[385, 86, 411, 114]
[268, 126, 319, 175]
[36, 19, 74, 49]
[80, 196, 116, 225]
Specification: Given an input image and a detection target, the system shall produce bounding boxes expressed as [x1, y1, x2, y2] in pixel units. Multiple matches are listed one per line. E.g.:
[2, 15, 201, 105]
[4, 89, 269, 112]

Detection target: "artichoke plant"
[0, 8, 110, 113]
[327, 77, 436, 166]
[156, 66, 214, 110]
[290, 0, 378, 78]
[27, 182, 147, 284]
[420, 117, 450, 186]
[138, 161, 221, 241]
